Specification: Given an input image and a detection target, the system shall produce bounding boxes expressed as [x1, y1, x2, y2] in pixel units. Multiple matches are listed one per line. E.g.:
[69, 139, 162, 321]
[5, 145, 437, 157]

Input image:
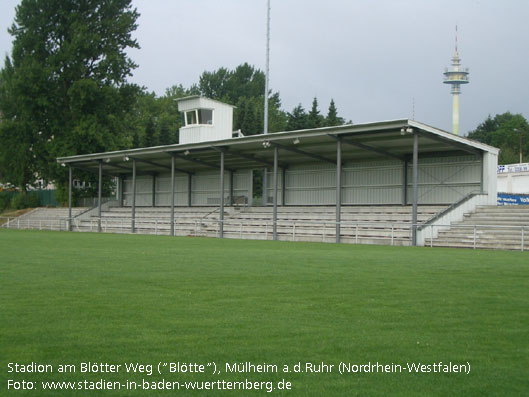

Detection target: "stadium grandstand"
[35, 96, 503, 247]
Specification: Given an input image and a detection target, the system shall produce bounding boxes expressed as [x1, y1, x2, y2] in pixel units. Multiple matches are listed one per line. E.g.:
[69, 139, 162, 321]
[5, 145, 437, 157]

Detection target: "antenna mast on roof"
[263, 0, 270, 135]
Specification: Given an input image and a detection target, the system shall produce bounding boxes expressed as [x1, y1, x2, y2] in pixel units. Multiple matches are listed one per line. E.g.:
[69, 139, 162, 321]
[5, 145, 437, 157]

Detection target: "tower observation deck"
[443, 27, 469, 135]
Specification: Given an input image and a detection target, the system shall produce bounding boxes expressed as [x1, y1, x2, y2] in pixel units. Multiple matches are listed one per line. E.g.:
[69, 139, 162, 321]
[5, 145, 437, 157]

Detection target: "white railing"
[0, 216, 70, 231]
[1, 216, 527, 251]
[424, 223, 527, 251]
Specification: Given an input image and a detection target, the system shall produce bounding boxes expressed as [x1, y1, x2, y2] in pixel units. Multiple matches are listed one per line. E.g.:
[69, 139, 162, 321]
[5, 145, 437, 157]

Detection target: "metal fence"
[423, 223, 527, 251]
[2, 215, 527, 251]
[0, 216, 69, 231]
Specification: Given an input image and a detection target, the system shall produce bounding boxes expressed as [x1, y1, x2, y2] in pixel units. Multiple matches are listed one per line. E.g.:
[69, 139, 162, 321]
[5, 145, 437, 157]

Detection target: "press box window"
[185, 109, 213, 126]
[198, 109, 213, 124]
[186, 110, 197, 125]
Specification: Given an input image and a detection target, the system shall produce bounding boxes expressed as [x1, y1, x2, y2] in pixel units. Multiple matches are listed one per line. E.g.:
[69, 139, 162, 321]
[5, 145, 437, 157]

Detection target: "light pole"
[515, 128, 522, 163]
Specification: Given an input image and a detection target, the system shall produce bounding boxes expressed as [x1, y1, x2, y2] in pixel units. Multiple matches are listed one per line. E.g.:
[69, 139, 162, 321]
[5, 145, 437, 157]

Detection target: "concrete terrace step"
[469, 207, 529, 214]
[429, 205, 529, 250]
[464, 214, 529, 220]
[230, 213, 432, 222]
[431, 237, 527, 249]
[475, 205, 529, 212]
[3, 207, 90, 230]
[218, 231, 412, 246]
[453, 220, 529, 227]
[98, 213, 226, 220]
[5, 205, 442, 248]
[434, 232, 525, 239]
[244, 205, 446, 214]
[17, 207, 89, 217]
[108, 206, 219, 212]
[465, 209, 529, 216]
[462, 216, 529, 223]
[206, 224, 412, 236]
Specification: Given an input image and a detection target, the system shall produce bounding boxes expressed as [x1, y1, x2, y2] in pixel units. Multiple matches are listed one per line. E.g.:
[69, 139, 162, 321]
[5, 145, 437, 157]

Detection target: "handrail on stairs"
[417, 191, 486, 231]
[199, 195, 248, 222]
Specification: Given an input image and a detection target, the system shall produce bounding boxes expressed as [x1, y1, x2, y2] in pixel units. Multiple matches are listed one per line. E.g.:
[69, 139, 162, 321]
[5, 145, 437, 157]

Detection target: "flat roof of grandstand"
[58, 119, 498, 175]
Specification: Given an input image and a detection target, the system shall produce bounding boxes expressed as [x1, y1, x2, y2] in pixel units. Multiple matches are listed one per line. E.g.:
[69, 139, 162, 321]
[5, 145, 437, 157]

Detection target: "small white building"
[177, 96, 236, 144]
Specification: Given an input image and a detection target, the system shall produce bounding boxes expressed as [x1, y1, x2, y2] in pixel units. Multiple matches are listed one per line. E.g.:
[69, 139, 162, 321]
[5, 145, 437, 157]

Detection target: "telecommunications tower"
[443, 26, 469, 135]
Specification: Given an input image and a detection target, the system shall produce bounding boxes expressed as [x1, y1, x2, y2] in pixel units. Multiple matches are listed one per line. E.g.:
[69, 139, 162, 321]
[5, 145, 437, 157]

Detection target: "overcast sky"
[1, 0, 528, 135]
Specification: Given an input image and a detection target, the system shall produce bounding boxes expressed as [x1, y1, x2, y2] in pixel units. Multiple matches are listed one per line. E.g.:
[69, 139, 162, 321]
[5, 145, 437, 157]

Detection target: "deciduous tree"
[467, 113, 529, 164]
[0, 0, 140, 191]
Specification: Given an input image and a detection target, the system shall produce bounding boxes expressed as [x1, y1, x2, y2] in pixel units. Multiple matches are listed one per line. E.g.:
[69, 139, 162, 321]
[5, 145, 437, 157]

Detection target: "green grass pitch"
[1, 229, 528, 396]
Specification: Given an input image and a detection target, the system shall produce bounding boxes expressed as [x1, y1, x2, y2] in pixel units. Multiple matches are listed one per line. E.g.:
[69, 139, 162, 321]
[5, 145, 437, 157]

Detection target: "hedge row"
[0, 192, 40, 212]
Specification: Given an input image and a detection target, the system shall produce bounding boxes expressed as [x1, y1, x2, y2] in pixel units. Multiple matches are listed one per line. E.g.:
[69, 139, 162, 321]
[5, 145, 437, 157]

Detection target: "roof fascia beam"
[335, 129, 400, 139]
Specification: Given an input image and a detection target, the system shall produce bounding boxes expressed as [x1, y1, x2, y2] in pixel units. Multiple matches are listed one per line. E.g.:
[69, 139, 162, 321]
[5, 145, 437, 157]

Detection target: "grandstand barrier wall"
[416, 193, 490, 245]
[1, 215, 527, 251]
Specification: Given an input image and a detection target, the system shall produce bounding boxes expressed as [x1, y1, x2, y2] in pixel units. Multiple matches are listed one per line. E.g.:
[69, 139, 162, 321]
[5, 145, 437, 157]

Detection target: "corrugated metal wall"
[343, 160, 402, 204]
[122, 155, 481, 207]
[407, 155, 481, 204]
[192, 172, 228, 205]
[264, 155, 481, 205]
[265, 170, 284, 205]
[155, 175, 189, 206]
[123, 170, 251, 206]
[233, 170, 252, 204]
[123, 176, 153, 206]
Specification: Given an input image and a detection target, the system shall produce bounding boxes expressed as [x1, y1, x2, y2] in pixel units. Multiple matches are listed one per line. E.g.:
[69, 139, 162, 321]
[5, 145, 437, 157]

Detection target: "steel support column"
[131, 159, 136, 233]
[170, 155, 175, 236]
[116, 177, 122, 207]
[480, 152, 484, 193]
[273, 146, 278, 240]
[281, 168, 286, 206]
[229, 171, 234, 206]
[152, 174, 156, 207]
[97, 160, 102, 232]
[219, 151, 225, 238]
[412, 132, 419, 246]
[248, 170, 254, 206]
[187, 173, 192, 207]
[336, 137, 342, 243]
[68, 166, 72, 231]
[402, 160, 408, 205]
[262, 168, 267, 206]
[119, 177, 124, 207]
